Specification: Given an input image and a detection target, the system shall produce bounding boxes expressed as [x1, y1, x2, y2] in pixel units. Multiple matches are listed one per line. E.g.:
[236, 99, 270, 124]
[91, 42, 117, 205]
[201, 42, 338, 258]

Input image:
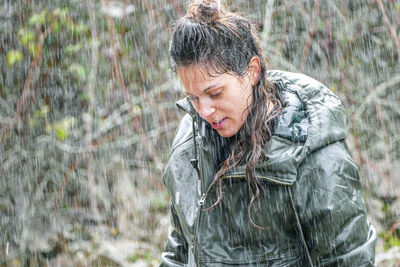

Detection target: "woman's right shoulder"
[171, 114, 194, 152]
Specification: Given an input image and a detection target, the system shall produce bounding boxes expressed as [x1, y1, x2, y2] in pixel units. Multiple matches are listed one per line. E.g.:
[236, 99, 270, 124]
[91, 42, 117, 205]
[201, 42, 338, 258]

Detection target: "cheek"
[238, 92, 251, 107]
[237, 84, 252, 101]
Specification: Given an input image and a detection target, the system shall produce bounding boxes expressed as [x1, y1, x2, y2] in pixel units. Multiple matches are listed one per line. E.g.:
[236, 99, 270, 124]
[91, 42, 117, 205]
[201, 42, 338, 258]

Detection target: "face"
[178, 61, 259, 137]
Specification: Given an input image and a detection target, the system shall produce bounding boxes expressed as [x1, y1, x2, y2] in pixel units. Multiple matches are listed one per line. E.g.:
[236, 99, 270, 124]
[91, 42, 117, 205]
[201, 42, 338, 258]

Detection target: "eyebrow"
[184, 83, 222, 95]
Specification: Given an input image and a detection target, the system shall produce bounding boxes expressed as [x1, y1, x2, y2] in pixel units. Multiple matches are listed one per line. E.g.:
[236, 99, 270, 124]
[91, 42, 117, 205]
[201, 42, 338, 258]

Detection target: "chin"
[217, 130, 236, 138]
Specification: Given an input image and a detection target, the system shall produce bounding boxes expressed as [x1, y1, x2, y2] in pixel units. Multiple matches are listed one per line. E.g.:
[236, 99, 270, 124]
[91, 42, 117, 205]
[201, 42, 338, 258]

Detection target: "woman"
[161, 0, 376, 266]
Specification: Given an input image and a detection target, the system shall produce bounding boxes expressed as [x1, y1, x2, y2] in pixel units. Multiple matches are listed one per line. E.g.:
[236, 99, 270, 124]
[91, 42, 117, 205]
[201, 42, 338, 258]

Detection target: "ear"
[247, 56, 261, 86]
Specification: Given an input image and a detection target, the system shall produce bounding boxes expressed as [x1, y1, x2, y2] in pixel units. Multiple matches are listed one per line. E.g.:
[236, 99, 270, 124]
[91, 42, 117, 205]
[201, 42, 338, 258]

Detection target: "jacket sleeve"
[293, 141, 376, 266]
[160, 203, 188, 266]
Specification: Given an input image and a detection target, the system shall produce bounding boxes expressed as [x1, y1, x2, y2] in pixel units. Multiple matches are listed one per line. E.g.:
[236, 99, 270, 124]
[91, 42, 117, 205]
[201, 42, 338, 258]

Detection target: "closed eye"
[210, 90, 223, 98]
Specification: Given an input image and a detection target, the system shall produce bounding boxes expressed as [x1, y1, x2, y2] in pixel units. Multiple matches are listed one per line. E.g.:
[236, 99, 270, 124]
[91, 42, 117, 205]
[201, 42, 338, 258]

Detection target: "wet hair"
[170, 0, 283, 227]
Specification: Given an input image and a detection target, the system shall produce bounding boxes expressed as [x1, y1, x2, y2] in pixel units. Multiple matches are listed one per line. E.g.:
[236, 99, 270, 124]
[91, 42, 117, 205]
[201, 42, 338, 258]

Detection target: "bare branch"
[104, 0, 129, 101]
[383, 217, 400, 244]
[299, 0, 320, 71]
[261, 0, 274, 46]
[52, 153, 86, 212]
[3, 24, 53, 133]
[376, 0, 400, 66]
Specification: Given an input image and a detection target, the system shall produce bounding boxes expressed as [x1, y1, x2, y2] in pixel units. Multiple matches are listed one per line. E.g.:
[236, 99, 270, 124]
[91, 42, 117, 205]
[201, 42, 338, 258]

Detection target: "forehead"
[177, 65, 214, 82]
[177, 65, 237, 92]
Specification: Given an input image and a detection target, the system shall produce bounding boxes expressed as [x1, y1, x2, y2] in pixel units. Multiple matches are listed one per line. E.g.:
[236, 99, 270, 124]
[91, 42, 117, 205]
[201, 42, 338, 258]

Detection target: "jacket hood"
[175, 70, 347, 184]
[268, 70, 347, 153]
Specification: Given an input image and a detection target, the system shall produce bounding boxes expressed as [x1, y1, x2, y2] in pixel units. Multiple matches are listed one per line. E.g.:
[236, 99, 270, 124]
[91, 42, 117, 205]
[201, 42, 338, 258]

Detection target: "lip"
[211, 118, 226, 130]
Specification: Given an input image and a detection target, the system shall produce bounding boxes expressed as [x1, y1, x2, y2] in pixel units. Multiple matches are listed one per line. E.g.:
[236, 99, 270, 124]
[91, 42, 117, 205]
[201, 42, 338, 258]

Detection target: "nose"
[197, 99, 216, 119]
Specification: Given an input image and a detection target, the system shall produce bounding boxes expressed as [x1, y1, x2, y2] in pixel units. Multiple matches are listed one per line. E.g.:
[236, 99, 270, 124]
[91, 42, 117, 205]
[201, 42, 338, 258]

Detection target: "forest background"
[1, 0, 400, 266]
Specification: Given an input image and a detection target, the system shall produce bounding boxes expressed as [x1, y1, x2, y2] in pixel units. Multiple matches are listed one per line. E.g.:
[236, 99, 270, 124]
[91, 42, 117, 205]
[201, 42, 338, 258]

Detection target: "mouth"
[211, 118, 226, 130]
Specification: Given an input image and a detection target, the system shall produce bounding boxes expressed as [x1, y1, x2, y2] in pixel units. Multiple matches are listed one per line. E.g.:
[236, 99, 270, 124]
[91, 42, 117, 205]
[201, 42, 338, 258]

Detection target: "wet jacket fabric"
[160, 70, 377, 266]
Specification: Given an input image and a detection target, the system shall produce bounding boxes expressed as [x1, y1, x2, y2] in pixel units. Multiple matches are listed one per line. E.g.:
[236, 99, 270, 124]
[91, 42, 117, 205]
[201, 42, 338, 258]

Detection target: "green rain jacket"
[160, 70, 376, 266]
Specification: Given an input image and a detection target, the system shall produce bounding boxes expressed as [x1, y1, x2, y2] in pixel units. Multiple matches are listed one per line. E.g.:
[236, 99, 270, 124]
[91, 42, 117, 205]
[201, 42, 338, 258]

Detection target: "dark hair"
[169, 0, 283, 227]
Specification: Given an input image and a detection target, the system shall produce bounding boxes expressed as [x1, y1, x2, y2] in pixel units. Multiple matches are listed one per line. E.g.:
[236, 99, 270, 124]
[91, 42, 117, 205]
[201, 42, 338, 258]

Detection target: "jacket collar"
[176, 97, 211, 139]
[176, 97, 193, 115]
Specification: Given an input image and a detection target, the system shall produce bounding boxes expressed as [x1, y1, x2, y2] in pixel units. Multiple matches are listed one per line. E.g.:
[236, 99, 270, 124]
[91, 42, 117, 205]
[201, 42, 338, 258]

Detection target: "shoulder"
[299, 140, 359, 182]
[162, 113, 197, 193]
[171, 114, 193, 152]
[267, 70, 333, 95]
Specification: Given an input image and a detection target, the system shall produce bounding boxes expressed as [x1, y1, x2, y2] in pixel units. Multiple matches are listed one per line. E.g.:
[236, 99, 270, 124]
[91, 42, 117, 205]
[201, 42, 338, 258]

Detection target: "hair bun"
[187, 0, 224, 24]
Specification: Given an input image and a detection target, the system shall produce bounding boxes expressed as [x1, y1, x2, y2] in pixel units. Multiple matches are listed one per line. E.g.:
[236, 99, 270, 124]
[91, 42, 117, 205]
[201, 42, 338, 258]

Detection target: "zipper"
[198, 193, 206, 206]
[193, 136, 205, 264]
